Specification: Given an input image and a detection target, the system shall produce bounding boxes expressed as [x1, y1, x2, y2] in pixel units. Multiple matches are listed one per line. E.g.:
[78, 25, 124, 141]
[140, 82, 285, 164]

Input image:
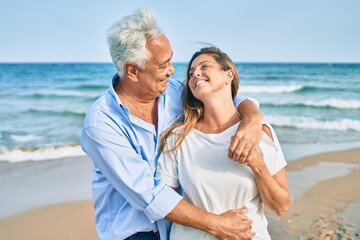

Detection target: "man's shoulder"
[88, 94, 109, 114]
[83, 90, 117, 125]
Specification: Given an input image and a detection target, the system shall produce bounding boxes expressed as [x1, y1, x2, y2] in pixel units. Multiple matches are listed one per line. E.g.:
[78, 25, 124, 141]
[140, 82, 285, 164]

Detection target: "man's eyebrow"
[159, 52, 173, 65]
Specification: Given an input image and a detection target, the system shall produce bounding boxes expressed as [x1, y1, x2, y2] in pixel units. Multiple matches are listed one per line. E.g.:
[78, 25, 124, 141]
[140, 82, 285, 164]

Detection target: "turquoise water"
[0, 63, 359, 162]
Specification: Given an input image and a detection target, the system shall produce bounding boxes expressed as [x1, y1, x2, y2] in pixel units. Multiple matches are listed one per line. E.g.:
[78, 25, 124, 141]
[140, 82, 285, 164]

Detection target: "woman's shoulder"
[260, 121, 282, 149]
[160, 125, 185, 150]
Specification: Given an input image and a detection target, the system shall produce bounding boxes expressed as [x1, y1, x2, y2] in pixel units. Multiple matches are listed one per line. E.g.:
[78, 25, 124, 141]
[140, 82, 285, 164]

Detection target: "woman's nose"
[193, 69, 201, 77]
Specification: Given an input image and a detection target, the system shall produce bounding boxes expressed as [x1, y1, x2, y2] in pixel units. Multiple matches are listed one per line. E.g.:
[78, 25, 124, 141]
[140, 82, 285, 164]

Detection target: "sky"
[1, 0, 359, 63]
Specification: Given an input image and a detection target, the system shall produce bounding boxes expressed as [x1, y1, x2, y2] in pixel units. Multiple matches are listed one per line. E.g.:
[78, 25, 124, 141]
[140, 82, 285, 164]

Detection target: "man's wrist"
[240, 113, 263, 130]
[202, 214, 222, 237]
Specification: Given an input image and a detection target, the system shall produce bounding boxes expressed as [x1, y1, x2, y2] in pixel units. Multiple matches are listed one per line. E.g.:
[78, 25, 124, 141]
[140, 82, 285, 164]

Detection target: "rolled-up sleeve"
[144, 184, 182, 222]
[81, 126, 182, 222]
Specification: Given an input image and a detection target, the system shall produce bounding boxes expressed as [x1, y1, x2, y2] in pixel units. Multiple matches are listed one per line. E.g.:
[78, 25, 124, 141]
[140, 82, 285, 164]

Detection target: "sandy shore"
[267, 148, 360, 240]
[0, 148, 359, 240]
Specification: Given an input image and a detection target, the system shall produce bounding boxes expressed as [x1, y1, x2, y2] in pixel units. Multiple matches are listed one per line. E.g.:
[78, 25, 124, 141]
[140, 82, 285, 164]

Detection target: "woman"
[156, 46, 290, 240]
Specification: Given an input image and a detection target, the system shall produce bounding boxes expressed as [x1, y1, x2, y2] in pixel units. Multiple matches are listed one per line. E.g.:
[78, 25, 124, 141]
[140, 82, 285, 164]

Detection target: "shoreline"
[268, 148, 360, 239]
[0, 148, 359, 239]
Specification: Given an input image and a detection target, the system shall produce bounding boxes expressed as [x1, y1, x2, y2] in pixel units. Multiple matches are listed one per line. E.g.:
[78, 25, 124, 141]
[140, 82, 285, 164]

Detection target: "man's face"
[136, 35, 175, 98]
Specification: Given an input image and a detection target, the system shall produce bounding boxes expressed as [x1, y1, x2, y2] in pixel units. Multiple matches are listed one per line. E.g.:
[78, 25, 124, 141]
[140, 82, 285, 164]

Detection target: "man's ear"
[124, 62, 138, 82]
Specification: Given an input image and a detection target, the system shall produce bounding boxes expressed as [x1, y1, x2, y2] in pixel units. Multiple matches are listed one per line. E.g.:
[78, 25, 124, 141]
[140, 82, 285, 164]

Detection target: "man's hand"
[228, 112, 262, 163]
[209, 208, 255, 240]
[166, 200, 254, 240]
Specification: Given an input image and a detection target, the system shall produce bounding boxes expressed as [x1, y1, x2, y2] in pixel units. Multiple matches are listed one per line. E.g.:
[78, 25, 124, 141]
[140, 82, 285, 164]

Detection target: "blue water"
[1, 63, 359, 162]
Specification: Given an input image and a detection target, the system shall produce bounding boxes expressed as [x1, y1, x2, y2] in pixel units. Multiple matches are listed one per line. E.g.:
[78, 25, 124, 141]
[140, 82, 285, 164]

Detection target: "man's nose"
[168, 62, 175, 76]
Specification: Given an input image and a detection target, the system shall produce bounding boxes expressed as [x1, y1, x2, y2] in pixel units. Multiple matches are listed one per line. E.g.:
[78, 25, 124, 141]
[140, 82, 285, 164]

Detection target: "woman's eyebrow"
[189, 61, 214, 72]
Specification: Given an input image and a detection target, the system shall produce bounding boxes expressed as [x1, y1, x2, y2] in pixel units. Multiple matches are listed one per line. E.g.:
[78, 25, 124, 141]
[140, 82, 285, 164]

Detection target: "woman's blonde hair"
[160, 46, 240, 153]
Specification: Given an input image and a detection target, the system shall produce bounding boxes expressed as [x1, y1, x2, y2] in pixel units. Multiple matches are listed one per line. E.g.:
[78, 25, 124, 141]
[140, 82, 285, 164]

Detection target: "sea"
[0, 62, 359, 162]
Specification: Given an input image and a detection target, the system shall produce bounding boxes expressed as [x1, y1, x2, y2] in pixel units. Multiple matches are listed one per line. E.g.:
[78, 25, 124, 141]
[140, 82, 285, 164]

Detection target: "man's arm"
[81, 126, 183, 222]
[157, 133, 255, 240]
[166, 200, 254, 240]
[83, 126, 254, 239]
[229, 99, 263, 162]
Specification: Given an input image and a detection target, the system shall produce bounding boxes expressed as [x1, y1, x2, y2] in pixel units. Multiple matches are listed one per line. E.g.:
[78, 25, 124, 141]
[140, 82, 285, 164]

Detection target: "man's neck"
[115, 81, 158, 125]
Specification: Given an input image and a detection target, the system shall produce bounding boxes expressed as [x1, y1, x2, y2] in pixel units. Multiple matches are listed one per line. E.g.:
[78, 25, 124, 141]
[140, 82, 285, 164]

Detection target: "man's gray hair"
[106, 9, 163, 77]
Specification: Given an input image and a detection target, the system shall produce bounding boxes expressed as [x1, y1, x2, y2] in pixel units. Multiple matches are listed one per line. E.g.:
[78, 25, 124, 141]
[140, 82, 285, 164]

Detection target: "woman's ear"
[124, 62, 138, 82]
[225, 69, 234, 85]
[227, 69, 234, 79]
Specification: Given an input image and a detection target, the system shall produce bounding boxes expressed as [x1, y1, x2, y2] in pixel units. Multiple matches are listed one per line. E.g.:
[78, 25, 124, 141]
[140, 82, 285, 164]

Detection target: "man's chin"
[158, 81, 169, 92]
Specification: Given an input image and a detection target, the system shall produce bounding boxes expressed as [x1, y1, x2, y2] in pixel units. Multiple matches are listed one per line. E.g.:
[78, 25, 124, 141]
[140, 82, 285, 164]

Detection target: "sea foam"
[264, 98, 360, 109]
[0, 144, 86, 162]
[10, 134, 42, 143]
[239, 85, 303, 94]
[265, 116, 360, 132]
[303, 98, 360, 109]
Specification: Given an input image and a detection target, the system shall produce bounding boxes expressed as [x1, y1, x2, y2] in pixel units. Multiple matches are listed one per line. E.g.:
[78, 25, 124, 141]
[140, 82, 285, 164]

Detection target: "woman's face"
[188, 54, 232, 100]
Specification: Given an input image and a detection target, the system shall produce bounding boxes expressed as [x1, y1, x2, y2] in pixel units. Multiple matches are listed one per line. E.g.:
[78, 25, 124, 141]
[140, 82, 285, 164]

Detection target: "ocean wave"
[0, 144, 86, 163]
[264, 98, 360, 109]
[70, 84, 108, 90]
[239, 85, 303, 94]
[27, 108, 87, 116]
[265, 115, 360, 132]
[239, 85, 350, 94]
[25, 91, 101, 99]
[10, 134, 42, 143]
[302, 98, 360, 109]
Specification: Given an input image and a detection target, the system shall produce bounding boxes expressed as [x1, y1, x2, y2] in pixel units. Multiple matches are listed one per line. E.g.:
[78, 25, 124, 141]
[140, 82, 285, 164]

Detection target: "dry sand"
[0, 148, 359, 240]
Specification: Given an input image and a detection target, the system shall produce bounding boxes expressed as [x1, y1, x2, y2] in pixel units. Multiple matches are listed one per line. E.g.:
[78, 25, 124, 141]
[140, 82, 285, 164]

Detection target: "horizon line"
[0, 61, 360, 64]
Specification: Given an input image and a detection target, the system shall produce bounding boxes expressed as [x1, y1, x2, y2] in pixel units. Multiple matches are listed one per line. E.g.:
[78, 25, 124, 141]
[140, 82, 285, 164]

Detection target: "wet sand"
[268, 148, 360, 240]
[0, 148, 359, 240]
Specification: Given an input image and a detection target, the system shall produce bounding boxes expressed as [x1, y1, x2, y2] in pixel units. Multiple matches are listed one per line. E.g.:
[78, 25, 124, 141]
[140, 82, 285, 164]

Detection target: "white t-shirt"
[156, 122, 287, 240]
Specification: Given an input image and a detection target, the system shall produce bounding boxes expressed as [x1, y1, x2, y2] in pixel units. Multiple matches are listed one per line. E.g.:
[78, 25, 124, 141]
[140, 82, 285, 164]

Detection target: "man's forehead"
[146, 36, 173, 65]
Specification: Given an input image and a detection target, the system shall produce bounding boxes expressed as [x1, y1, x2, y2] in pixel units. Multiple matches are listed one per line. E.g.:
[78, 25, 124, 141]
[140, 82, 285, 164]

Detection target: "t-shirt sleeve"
[156, 133, 180, 188]
[259, 122, 287, 176]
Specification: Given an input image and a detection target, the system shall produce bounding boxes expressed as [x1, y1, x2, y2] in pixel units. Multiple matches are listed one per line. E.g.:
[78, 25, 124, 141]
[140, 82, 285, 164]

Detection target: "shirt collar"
[109, 73, 124, 107]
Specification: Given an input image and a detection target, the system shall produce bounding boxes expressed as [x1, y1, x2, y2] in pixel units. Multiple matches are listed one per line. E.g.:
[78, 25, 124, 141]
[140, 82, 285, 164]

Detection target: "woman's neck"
[195, 98, 240, 133]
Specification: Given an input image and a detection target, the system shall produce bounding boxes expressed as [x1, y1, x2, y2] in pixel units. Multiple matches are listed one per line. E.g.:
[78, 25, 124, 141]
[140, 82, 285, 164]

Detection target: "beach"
[0, 63, 359, 239]
[0, 147, 359, 240]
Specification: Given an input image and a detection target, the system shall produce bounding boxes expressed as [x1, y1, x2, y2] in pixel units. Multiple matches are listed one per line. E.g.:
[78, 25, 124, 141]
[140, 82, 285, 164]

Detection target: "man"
[81, 9, 262, 240]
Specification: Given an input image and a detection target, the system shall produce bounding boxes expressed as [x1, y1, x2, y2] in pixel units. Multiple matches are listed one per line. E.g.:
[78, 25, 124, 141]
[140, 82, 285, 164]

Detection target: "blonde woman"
[157, 46, 290, 240]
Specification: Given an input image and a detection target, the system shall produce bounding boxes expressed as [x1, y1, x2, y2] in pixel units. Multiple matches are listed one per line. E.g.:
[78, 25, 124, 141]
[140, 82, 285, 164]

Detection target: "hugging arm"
[165, 199, 254, 240]
[157, 144, 255, 239]
[229, 99, 263, 162]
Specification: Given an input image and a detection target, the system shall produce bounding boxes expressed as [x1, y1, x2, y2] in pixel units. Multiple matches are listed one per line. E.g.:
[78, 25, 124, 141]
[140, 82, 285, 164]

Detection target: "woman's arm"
[245, 125, 290, 215]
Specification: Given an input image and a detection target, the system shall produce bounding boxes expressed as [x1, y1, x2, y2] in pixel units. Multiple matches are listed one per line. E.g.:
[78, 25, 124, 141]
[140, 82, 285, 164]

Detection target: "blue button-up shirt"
[81, 74, 254, 240]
